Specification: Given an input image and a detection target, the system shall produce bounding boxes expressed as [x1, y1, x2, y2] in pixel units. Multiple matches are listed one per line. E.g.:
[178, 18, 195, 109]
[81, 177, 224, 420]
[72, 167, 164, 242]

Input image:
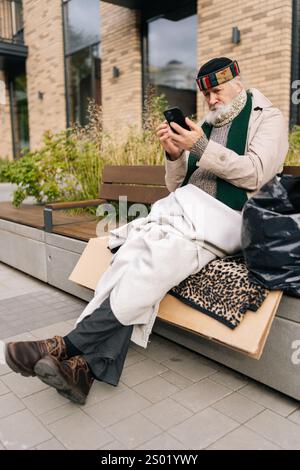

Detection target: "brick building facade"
[0, 0, 298, 159]
[23, 0, 66, 150]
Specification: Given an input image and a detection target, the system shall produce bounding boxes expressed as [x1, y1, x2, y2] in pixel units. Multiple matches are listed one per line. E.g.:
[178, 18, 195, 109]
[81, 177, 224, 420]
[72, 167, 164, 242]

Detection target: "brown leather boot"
[34, 355, 94, 405]
[5, 336, 68, 377]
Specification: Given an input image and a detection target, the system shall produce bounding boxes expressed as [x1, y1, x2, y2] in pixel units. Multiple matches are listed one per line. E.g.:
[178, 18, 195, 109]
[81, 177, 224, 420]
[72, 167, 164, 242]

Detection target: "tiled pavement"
[0, 262, 299, 450]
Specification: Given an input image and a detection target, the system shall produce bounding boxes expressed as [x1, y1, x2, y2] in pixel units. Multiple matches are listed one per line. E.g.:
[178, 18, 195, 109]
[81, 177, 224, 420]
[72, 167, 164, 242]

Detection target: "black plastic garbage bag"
[241, 174, 300, 298]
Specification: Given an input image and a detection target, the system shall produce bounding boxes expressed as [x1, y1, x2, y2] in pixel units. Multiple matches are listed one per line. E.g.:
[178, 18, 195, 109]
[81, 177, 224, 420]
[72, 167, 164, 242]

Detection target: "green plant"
[5, 88, 300, 213]
[286, 125, 300, 166]
[102, 85, 167, 167]
[4, 101, 103, 207]
[4, 133, 89, 206]
[4, 90, 168, 211]
[0, 158, 12, 182]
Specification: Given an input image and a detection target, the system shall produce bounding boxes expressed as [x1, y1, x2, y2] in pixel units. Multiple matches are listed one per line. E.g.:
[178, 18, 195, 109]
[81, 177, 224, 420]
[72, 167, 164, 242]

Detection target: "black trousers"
[67, 296, 133, 386]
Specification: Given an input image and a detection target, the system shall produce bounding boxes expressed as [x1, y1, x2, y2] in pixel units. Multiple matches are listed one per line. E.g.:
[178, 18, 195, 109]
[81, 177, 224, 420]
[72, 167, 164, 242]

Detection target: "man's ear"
[234, 76, 243, 91]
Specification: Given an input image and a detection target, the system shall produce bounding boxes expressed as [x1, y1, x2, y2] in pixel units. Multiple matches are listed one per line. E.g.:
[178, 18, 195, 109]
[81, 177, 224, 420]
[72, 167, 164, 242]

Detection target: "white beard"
[204, 101, 234, 125]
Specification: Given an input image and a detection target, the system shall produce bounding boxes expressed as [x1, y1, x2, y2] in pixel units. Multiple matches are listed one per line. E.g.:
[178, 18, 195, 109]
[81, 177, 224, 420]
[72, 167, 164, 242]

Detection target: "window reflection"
[147, 14, 197, 117]
[13, 74, 29, 152]
[63, 0, 101, 126]
[9, 71, 29, 158]
[66, 44, 101, 126]
[64, 0, 101, 55]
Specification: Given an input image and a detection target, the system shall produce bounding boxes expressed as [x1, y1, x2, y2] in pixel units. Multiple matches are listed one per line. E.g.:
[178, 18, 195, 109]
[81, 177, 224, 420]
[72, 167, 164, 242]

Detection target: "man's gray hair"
[227, 74, 251, 92]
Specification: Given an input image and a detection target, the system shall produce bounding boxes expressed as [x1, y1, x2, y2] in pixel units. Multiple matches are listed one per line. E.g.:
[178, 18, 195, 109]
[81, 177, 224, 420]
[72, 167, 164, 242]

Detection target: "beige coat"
[76, 184, 242, 347]
[165, 88, 289, 199]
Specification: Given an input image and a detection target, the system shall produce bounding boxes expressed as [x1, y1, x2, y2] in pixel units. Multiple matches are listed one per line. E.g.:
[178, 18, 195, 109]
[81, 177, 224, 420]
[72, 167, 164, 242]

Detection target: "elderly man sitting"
[4, 57, 289, 405]
[158, 56, 288, 207]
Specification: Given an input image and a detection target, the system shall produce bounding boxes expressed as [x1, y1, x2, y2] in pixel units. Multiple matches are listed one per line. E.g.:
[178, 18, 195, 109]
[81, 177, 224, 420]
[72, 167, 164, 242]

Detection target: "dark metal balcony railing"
[0, 0, 24, 44]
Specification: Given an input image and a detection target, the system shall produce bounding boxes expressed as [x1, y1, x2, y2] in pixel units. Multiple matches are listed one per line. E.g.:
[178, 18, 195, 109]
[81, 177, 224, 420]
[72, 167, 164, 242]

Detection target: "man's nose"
[209, 95, 218, 107]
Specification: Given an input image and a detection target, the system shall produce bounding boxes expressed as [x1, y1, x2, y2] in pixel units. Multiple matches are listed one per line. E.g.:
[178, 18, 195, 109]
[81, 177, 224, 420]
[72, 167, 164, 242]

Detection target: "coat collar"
[248, 87, 273, 111]
[198, 87, 272, 127]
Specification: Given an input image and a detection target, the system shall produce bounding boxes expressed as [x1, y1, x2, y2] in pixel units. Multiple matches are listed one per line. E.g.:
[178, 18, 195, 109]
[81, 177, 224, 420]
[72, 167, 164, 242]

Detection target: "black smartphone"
[163, 107, 190, 134]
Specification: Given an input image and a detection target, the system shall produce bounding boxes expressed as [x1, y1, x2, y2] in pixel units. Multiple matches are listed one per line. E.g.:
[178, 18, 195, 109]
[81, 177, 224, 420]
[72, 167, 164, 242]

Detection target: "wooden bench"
[0, 166, 168, 242]
[0, 164, 299, 400]
[43, 164, 300, 239]
[43, 165, 169, 237]
[44, 164, 300, 401]
[0, 164, 298, 241]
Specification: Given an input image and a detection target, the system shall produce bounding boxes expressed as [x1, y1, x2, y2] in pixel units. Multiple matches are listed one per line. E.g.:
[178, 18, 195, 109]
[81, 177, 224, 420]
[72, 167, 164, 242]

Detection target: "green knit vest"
[180, 91, 252, 210]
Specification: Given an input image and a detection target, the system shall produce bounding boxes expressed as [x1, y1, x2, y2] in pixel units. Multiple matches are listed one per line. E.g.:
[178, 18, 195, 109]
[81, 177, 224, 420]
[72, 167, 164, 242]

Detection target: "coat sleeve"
[164, 151, 188, 192]
[197, 107, 289, 191]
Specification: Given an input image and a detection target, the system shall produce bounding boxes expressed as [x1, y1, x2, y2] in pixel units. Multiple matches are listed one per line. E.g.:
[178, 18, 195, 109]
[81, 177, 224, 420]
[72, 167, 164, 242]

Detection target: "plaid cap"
[196, 60, 240, 91]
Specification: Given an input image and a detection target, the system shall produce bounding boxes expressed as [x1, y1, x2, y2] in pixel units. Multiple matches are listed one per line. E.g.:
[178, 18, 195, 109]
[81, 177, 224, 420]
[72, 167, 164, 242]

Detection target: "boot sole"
[34, 359, 86, 405]
[4, 344, 34, 377]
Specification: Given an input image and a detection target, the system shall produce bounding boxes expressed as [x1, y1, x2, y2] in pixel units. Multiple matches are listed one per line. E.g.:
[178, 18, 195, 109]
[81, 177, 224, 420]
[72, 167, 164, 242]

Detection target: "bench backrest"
[100, 165, 168, 204]
[99, 165, 299, 204]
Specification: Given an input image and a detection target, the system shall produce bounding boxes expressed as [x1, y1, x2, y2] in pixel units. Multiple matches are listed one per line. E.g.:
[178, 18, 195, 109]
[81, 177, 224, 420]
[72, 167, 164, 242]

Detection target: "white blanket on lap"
[75, 184, 242, 348]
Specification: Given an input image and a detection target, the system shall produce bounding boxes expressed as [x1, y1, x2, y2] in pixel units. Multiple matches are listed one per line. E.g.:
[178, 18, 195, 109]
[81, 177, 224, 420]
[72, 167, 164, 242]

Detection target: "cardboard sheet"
[69, 237, 283, 359]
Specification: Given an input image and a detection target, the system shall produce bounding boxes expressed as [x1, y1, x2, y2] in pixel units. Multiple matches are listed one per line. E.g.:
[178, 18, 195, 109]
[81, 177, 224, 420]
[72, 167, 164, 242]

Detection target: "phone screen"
[163, 107, 190, 133]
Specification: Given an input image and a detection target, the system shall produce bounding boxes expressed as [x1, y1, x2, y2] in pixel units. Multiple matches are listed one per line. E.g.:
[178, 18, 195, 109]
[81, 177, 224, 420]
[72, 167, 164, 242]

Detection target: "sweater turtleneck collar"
[212, 89, 248, 128]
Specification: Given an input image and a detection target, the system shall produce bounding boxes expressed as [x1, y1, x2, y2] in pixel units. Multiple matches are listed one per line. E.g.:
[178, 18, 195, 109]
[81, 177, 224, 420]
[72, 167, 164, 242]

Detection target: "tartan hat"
[196, 57, 240, 91]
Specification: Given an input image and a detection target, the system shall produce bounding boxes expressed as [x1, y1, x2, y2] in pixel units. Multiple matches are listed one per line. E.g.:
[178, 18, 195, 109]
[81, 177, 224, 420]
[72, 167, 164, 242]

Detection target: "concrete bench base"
[0, 219, 299, 401]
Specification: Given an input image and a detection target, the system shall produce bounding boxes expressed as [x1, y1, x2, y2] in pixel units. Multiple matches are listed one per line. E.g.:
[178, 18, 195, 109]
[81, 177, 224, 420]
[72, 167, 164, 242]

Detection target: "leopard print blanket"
[169, 255, 269, 329]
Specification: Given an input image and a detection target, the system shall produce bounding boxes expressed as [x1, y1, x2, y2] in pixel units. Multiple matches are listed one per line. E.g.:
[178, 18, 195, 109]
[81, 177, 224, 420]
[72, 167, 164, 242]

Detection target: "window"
[8, 68, 29, 158]
[144, 6, 197, 117]
[0, 0, 24, 44]
[63, 0, 101, 126]
[66, 44, 101, 126]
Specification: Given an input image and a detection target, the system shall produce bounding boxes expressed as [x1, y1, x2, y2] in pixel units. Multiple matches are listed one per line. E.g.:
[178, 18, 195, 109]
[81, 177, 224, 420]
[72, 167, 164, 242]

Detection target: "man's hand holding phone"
[156, 120, 184, 160]
[168, 116, 204, 151]
[156, 107, 204, 160]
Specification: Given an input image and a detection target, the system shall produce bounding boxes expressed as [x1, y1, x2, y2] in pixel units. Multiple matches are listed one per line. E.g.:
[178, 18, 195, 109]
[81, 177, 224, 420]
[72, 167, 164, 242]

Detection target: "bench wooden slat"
[99, 183, 169, 203]
[52, 219, 124, 242]
[283, 166, 300, 176]
[102, 165, 166, 185]
[46, 198, 106, 210]
[0, 202, 45, 229]
[52, 220, 98, 241]
[0, 202, 96, 230]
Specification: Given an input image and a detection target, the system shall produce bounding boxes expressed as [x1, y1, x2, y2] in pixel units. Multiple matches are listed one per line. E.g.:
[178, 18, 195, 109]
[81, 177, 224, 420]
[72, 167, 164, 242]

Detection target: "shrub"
[286, 125, 300, 166]
[0, 158, 12, 183]
[4, 89, 168, 209]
